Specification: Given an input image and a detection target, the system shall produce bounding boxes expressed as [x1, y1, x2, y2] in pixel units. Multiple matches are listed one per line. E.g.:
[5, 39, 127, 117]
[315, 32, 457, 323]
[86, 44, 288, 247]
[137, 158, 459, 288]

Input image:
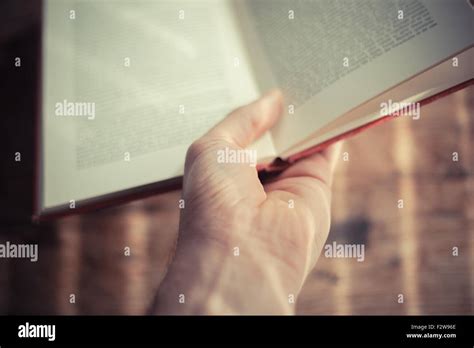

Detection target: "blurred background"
[0, 1, 472, 315]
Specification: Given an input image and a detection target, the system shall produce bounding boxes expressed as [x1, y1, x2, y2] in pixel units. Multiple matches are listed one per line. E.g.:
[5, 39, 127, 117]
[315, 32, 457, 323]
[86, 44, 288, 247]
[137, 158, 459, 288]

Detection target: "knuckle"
[248, 110, 262, 132]
[248, 103, 264, 129]
[234, 103, 264, 132]
[185, 139, 209, 165]
[185, 136, 223, 167]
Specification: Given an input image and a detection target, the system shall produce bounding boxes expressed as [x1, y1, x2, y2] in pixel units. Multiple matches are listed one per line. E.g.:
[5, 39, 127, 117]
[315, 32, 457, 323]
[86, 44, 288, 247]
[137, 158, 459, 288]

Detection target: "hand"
[152, 90, 341, 314]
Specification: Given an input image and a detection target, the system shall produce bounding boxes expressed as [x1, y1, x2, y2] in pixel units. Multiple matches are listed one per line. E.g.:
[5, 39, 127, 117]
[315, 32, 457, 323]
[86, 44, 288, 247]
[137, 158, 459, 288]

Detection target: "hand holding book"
[152, 90, 341, 314]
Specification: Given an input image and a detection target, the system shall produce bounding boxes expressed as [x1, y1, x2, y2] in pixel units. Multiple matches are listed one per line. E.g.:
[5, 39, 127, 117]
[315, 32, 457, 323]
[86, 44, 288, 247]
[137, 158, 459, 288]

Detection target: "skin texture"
[152, 90, 341, 314]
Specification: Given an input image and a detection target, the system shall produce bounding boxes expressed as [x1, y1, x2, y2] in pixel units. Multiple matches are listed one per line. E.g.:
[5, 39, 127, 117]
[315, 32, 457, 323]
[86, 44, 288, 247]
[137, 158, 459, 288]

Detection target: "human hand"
[152, 90, 341, 314]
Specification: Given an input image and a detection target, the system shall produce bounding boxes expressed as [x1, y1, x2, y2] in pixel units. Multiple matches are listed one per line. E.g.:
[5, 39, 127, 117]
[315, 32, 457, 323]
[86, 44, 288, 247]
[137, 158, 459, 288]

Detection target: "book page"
[236, 0, 474, 153]
[41, 0, 276, 210]
[279, 46, 474, 159]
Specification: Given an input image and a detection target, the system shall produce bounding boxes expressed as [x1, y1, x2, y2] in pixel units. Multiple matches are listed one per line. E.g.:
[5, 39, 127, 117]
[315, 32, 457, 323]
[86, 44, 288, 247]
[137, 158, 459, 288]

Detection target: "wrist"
[154, 234, 296, 314]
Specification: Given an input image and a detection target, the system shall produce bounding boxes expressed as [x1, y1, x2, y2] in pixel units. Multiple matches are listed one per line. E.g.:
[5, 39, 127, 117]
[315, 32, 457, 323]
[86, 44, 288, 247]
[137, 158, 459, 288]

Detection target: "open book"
[37, 0, 474, 219]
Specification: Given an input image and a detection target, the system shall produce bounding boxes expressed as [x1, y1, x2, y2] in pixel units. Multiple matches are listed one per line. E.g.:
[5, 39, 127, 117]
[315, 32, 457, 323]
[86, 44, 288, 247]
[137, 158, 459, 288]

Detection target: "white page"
[239, 0, 474, 153]
[41, 0, 276, 210]
[279, 46, 474, 159]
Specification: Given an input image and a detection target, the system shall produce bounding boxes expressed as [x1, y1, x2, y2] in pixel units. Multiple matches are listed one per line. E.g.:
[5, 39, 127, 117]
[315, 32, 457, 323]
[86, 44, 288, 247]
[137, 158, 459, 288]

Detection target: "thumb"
[205, 89, 284, 148]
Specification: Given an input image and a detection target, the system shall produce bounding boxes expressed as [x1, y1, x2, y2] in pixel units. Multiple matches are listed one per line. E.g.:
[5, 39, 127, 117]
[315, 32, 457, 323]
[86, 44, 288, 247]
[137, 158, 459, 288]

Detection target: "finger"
[275, 141, 342, 187]
[263, 142, 342, 222]
[205, 89, 284, 148]
[319, 141, 342, 175]
[264, 142, 342, 278]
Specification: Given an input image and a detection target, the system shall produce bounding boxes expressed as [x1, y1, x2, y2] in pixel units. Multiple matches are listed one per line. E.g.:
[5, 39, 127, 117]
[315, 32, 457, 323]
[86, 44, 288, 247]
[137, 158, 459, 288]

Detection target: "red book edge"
[258, 78, 473, 172]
